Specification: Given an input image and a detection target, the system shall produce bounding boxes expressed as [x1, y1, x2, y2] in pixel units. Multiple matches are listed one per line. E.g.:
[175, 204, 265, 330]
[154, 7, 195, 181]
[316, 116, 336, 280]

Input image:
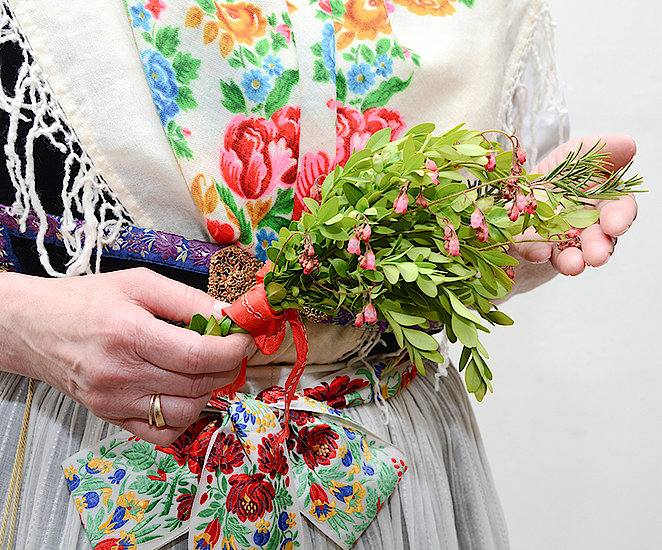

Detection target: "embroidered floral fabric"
[125, 0, 475, 256]
[63, 353, 419, 550]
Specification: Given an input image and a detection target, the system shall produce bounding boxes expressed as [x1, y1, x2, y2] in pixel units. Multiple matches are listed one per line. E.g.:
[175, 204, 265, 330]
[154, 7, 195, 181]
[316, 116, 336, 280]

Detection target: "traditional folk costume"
[0, 0, 565, 547]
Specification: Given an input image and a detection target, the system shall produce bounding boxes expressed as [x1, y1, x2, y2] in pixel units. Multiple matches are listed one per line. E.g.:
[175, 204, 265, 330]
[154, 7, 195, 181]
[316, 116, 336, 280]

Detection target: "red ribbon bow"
[218, 264, 308, 441]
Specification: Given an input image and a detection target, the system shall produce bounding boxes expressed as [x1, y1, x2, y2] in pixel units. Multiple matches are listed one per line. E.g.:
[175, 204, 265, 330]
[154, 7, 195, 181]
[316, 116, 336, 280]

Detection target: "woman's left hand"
[513, 134, 638, 275]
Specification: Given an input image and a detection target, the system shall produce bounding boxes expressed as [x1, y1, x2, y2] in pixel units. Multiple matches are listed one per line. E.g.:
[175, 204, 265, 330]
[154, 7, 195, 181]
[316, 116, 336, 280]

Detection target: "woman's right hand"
[0, 268, 254, 445]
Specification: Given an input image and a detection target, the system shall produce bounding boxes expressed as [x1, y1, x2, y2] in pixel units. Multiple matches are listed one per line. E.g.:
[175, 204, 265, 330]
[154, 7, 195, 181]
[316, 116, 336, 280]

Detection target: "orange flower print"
[215, 2, 268, 46]
[341, 0, 392, 42]
[185, 5, 204, 28]
[392, 0, 457, 17]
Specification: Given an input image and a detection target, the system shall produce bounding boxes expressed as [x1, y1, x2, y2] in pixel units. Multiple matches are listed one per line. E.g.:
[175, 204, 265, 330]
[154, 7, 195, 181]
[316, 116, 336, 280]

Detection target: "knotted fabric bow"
[63, 392, 407, 550]
[220, 264, 308, 442]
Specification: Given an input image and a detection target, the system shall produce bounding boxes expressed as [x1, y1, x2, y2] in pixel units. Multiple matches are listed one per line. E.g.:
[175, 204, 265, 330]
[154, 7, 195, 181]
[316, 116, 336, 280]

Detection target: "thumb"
[533, 134, 636, 176]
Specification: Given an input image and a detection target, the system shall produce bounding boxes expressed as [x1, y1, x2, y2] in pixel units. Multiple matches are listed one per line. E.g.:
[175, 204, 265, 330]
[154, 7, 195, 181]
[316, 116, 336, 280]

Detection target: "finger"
[551, 246, 585, 276]
[114, 418, 187, 447]
[580, 225, 615, 267]
[135, 361, 243, 399]
[597, 194, 638, 237]
[513, 227, 553, 263]
[534, 134, 636, 176]
[134, 310, 254, 375]
[134, 393, 211, 428]
[119, 267, 230, 324]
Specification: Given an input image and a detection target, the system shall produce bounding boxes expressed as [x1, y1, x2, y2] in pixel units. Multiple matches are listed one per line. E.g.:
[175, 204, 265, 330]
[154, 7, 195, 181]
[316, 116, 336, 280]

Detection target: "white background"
[468, 1, 662, 549]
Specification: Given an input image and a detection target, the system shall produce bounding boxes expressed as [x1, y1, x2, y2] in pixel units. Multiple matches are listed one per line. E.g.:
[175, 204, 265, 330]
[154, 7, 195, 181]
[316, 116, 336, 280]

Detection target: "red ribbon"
[217, 264, 308, 441]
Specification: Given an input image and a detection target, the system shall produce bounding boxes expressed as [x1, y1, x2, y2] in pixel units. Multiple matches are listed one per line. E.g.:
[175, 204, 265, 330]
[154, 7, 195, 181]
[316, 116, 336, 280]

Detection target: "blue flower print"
[242, 69, 272, 103]
[362, 462, 375, 476]
[347, 63, 375, 95]
[341, 448, 353, 467]
[109, 468, 126, 485]
[374, 54, 393, 78]
[254, 227, 278, 263]
[277, 511, 289, 531]
[82, 491, 100, 509]
[262, 55, 284, 77]
[130, 5, 152, 31]
[234, 401, 256, 424]
[343, 427, 357, 440]
[321, 23, 336, 82]
[253, 529, 270, 546]
[230, 412, 248, 438]
[141, 50, 180, 124]
[66, 474, 80, 491]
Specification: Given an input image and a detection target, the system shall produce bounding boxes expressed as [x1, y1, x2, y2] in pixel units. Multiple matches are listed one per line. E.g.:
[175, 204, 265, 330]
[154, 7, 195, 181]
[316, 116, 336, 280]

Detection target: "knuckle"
[166, 399, 202, 428]
[183, 339, 206, 374]
[187, 374, 212, 399]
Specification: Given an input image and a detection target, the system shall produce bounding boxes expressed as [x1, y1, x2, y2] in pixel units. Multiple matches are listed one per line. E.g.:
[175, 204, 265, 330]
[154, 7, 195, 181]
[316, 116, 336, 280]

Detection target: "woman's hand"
[514, 134, 638, 275]
[0, 268, 254, 445]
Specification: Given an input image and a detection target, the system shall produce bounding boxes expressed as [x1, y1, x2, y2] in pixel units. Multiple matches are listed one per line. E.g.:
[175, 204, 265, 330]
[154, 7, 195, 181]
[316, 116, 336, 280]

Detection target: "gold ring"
[149, 394, 166, 428]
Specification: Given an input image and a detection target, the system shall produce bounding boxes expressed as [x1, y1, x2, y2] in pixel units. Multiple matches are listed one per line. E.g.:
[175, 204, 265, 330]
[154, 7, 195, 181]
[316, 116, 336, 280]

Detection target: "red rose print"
[256, 386, 287, 404]
[176, 493, 195, 521]
[257, 432, 288, 478]
[219, 108, 300, 200]
[205, 432, 244, 474]
[363, 107, 406, 140]
[303, 375, 369, 408]
[334, 103, 367, 166]
[156, 418, 216, 477]
[295, 424, 339, 468]
[293, 151, 332, 221]
[206, 219, 237, 245]
[226, 473, 276, 522]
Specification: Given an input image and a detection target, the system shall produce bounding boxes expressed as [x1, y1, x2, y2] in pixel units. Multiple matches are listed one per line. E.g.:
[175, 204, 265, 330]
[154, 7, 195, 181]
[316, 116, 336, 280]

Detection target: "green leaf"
[220, 79, 246, 114]
[481, 250, 519, 267]
[451, 314, 478, 347]
[444, 289, 482, 325]
[264, 69, 299, 119]
[142, 31, 154, 45]
[486, 310, 514, 326]
[320, 224, 349, 241]
[402, 328, 439, 351]
[416, 276, 438, 297]
[155, 26, 180, 58]
[454, 144, 487, 157]
[465, 360, 482, 393]
[330, 258, 349, 277]
[375, 38, 391, 56]
[255, 39, 270, 57]
[365, 127, 392, 150]
[360, 44, 375, 64]
[360, 74, 412, 112]
[317, 196, 340, 223]
[195, 0, 216, 13]
[383, 264, 399, 285]
[77, 477, 112, 492]
[176, 86, 197, 111]
[312, 59, 330, 82]
[243, 47, 259, 67]
[188, 313, 207, 334]
[397, 262, 418, 282]
[389, 311, 425, 326]
[172, 52, 201, 85]
[336, 70, 347, 103]
[122, 442, 157, 471]
[562, 208, 601, 228]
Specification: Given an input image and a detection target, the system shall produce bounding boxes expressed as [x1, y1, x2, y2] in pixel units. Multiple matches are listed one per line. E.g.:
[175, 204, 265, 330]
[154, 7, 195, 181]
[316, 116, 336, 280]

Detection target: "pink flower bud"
[415, 190, 428, 207]
[303, 260, 314, 275]
[444, 234, 460, 257]
[566, 228, 580, 238]
[523, 190, 537, 214]
[516, 147, 527, 165]
[502, 182, 517, 201]
[504, 266, 516, 280]
[485, 153, 496, 172]
[359, 249, 376, 271]
[361, 224, 372, 242]
[471, 208, 489, 242]
[394, 191, 409, 214]
[354, 312, 364, 327]
[348, 235, 361, 255]
[444, 221, 455, 240]
[426, 159, 439, 184]
[363, 303, 378, 324]
[507, 200, 520, 222]
[516, 190, 526, 213]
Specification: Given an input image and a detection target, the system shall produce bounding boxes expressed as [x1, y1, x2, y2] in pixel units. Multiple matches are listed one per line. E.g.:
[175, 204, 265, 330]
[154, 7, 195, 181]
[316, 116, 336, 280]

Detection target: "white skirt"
[0, 366, 508, 550]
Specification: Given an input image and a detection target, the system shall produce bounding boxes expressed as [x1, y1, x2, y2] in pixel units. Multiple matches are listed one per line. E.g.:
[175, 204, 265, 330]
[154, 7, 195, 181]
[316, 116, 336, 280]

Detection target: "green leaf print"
[195, 0, 216, 14]
[264, 69, 299, 119]
[360, 44, 375, 64]
[256, 38, 270, 57]
[375, 38, 391, 56]
[259, 187, 294, 232]
[336, 69, 347, 103]
[142, 31, 154, 45]
[176, 86, 198, 111]
[271, 31, 288, 53]
[228, 57, 243, 69]
[330, 0, 347, 16]
[312, 59, 330, 83]
[155, 26, 180, 58]
[167, 122, 194, 161]
[267, 13, 277, 26]
[390, 42, 405, 61]
[360, 74, 412, 112]
[122, 441, 157, 471]
[213, 178, 253, 245]
[458, 0, 475, 6]
[220, 78, 247, 114]
[129, 475, 168, 497]
[172, 52, 201, 85]
[310, 42, 323, 58]
[243, 47, 260, 67]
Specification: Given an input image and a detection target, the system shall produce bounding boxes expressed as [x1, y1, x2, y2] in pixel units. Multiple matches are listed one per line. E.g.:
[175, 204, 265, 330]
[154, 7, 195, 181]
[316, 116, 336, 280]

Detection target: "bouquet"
[189, 123, 641, 405]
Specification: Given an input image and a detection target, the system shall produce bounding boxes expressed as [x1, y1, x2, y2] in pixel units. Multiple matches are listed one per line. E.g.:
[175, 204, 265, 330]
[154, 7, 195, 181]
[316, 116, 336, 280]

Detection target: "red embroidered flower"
[289, 410, 315, 426]
[156, 418, 216, 476]
[144, 0, 165, 18]
[206, 432, 245, 474]
[176, 493, 195, 521]
[206, 219, 237, 245]
[257, 386, 287, 404]
[303, 375, 369, 408]
[295, 424, 339, 468]
[363, 107, 406, 141]
[257, 432, 289, 478]
[219, 107, 300, 200]
[293, 151, 332, 221]
[226, 473, 276, 522]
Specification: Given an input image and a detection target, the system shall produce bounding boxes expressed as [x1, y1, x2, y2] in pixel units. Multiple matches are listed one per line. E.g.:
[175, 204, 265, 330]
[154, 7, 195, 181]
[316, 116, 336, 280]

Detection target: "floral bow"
[63, 391, 407, 550]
